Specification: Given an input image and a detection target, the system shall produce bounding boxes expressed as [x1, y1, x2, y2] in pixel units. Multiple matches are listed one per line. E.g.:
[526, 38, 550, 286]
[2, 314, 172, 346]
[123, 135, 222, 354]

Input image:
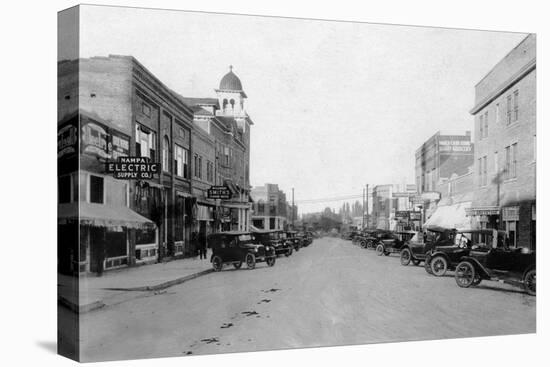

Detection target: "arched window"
[222, 99, 228, 112]
[162, 136, 170, 172]
[230, 99, 235, 110]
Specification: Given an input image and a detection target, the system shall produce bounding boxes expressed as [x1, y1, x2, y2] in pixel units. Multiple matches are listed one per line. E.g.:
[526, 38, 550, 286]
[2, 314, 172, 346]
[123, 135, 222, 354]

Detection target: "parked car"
[374, 230, 417, 256]
[284, 231, 302, 251]
[341, 230, 358, 240]
[400, 226, 456, 266]
[251, 229, 293, 257]
[454, 243, 535, 295]
[358, 229, 395, 250]
[207, 231, 276, 271]
[424, 229, 506, 276]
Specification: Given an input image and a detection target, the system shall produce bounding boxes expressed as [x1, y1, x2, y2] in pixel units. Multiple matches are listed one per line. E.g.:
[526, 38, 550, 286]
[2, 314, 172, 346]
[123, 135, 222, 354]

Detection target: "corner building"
[467, 34, 536, 249]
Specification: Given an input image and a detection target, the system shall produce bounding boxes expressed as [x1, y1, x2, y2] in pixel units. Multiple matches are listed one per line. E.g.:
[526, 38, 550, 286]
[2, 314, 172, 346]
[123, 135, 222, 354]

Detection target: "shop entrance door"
[89, 227, 106, 273]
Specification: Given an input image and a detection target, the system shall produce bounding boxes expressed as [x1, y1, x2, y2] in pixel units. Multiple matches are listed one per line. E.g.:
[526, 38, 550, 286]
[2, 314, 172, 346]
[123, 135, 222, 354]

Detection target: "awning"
[58, 202, 156, 229]
[466, 206, 500, 216]
[424, 202, 472, 230]
[224, 180, 239, 196]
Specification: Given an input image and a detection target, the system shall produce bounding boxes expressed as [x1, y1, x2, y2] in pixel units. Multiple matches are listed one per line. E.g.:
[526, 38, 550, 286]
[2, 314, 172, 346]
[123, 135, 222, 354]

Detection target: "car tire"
[285, 248, 293, 257]
[212, 256, 223, 272]
[400, 248, 411, 266]
[245, 253, 256, 270]
[472, 275, 482, 286]
[424, 255, 432, 274]
[266, 256, 276, 267]
[376, 244, 385, 256]
[233, 261, 242, 269]
[523, 269, 536, 296]
[430, 256, 448, 277]
[455, 261, 476, 288]
[360, 241, 367, 248]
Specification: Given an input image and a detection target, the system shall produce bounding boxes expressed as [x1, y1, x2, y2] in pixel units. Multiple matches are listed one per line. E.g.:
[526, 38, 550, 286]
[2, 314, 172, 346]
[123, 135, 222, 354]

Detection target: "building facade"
[372, 184, 417, 231]
[178, 66, 253, 233]
[250, 184, 289, 230]
[467, 34, 536, 249]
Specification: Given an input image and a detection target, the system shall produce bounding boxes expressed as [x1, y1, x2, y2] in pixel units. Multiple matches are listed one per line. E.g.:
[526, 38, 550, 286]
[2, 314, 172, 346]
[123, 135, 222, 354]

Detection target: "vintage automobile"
[341, 230, 359, 240]
[284, 231, 302, 251]
[207, 231, 276, 271]
[251, 230, 294, 257]
[424, 229, 506, 276]
[374, 230, 417, 256]
[454, 242, 536, 295]
[298, 231, 313, 247]
[358, 229, 395, 250]
[399, 226, 457, 266]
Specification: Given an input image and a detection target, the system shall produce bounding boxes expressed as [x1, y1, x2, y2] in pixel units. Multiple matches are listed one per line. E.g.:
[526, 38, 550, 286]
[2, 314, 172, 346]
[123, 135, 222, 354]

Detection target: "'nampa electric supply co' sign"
[105, 157, 160, 179]
[207, 185, 232, 200]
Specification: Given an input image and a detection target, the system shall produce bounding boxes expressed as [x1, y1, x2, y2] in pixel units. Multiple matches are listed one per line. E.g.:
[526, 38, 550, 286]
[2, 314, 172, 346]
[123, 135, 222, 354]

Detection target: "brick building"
[371, 184, 416, 231]
[58, 55, 197, 274]
[466, 34, 536, 249]
[178, 66, 253, 232]
[250, 184, 289, 230]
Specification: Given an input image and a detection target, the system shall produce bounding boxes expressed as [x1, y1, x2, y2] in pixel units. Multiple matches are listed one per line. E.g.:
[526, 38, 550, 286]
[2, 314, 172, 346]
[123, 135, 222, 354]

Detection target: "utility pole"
[291, 188, 295, 229]
[366, 184, 369, 230]
[362, 187, 365, 229]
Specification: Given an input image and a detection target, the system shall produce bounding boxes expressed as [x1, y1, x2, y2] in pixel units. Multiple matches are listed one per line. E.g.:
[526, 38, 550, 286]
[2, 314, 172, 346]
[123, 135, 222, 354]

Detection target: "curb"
[59, 268, 214, 314]
[58, 295, 105, 314]
[103, 268, 214, 292]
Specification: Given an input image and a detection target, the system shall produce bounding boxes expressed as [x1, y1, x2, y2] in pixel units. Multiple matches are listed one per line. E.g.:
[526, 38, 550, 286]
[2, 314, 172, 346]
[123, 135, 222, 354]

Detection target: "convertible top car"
[208, 231, 276, 271]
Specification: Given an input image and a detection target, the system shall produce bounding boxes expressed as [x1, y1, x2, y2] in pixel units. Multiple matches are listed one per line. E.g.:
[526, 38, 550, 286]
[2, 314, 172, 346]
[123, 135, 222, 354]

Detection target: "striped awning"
[58, 202, 156, 229]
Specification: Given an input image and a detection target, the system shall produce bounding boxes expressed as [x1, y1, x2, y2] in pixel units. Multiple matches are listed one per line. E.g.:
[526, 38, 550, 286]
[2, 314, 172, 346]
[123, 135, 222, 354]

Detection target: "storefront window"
[136, 228, 156, 245]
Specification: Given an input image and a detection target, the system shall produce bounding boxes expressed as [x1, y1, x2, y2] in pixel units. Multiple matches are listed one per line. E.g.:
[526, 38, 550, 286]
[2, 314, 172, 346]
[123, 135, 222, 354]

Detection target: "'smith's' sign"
[105, 157, 160, 179]
[207, 185, 232, 200]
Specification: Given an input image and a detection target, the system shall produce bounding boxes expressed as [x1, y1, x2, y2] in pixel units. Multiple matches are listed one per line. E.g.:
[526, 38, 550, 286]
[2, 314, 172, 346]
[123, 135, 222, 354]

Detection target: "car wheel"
[212, 256, 223, 272]
[233, 261, 242, 269]
[455, 261, 476, 288]
[245, 253, 256, 270]
[430, 256, 448, 277]
[285, 248, 293, 257]
[360, 241, 367, 248]
[400, 248, 411, 266]
[472, 275, 482, 286]
[424, 257, 433, 274]
[523, 269, 536, 296]
[266, 256, 276, 267]
[376, 244, 385, 256]
[412, 259, 421, 266]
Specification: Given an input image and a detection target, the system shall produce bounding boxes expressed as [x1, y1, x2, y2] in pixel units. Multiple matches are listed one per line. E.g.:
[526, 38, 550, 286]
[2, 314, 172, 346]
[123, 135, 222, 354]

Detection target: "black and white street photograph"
[55, 3, 536, 363]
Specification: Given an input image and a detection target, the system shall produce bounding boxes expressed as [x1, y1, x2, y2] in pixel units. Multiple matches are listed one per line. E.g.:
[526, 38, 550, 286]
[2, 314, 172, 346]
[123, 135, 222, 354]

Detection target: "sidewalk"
[58, 256, 213, 313]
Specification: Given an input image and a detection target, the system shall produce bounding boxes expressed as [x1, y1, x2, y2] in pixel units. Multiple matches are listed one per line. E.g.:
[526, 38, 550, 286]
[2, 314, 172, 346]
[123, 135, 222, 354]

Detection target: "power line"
[294, 194, 364, 204]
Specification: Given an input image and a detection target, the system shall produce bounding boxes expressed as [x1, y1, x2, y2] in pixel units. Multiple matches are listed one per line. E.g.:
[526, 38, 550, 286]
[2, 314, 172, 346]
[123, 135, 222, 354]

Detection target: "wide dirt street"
[78, 236, 536, 362]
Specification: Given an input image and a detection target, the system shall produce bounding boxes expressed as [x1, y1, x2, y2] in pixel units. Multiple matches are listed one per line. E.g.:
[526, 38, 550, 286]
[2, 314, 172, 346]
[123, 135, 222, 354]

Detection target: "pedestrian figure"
[199, 230, 207, 260]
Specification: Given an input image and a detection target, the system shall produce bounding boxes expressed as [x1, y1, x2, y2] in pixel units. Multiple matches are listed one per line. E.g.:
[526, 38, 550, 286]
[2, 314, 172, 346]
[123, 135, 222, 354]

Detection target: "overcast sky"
[73, 5, 527, 214]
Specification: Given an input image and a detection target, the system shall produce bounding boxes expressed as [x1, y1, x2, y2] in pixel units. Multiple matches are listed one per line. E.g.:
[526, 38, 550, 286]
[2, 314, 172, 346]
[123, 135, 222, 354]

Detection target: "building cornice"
[470, 59, 536, 115]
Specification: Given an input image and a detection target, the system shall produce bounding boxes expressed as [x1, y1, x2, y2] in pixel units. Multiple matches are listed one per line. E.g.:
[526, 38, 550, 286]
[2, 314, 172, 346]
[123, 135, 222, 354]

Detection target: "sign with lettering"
[207, 185, 232, 200]
[502, 206, 519, 221]
[82, 122, 110, 159]
[105, 157, 160, 179]
[409, 211, 421, 221]
[395, 211, 410, 219]
[58, 123, 78, 158]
